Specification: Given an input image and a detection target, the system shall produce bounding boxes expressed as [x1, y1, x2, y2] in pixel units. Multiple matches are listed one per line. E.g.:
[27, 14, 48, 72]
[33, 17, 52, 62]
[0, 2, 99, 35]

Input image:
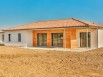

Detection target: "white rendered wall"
[76, 29, 98, 49]
[4, 30, 33, 47]
[98, 29, 103, 48]
[0, 33, 4, 44]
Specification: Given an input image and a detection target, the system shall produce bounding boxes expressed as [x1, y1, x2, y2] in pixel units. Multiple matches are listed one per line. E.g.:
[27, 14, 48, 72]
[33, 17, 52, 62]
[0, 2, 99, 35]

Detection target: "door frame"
[37, 33, 47, 47]
[80, 32, 91, 48]
[52, 33, 63, 47]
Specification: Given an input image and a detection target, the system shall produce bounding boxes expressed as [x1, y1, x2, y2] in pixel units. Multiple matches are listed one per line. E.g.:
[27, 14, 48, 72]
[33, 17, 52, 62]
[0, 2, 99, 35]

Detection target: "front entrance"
[52, 33, 63, 47]
[37, 33, 47, 46]
[80, 32, 91, 47]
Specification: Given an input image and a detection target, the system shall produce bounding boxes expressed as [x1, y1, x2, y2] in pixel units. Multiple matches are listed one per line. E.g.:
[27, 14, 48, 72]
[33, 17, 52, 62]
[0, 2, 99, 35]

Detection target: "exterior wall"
[98, 29, 103, 48]
[0, 33, 4, 44]
[76, 28, 98, 49]
[4, 30, 33, 47]
[33, 29, 64, 48]
[65, 28, 77, 48]
[33, 28, 98, 49]
[33, 28, 77, 48]
[3, 28, 98, 49]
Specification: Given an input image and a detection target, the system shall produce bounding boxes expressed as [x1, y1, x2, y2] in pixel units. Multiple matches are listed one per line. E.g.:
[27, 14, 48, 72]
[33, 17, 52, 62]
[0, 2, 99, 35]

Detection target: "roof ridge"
[72, 18, 103, 27]
[4, 18, 103, 31]
[71, 18, 90, 26]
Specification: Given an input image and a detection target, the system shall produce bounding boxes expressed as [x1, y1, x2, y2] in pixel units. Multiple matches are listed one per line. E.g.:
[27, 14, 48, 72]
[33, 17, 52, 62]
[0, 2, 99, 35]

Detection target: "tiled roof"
[0, 30, 4, 33]
[4, 18, 103, 31]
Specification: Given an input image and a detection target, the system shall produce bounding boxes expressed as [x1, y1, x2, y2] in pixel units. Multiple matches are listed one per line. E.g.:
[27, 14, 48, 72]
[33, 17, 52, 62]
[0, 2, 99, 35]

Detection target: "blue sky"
[0, 0, 103, 28]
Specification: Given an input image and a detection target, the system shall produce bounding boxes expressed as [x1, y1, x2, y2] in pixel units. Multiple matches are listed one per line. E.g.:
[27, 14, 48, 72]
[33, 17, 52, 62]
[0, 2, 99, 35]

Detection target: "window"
[80, 32, 91, 47]
[52, 33, 63, 47]
[18, 33, 21, 42]
[2, 34, 4, 42]
[8, 34, 11, 42]
[37, 33, 47, 46]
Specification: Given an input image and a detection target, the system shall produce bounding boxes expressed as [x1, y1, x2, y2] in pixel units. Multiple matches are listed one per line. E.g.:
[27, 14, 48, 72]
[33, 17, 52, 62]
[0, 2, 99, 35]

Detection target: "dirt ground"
[0, 46, 103, 77]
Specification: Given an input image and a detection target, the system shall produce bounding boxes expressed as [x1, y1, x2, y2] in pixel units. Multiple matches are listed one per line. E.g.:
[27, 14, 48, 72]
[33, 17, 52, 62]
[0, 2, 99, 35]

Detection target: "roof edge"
[3, 26, 102, 31]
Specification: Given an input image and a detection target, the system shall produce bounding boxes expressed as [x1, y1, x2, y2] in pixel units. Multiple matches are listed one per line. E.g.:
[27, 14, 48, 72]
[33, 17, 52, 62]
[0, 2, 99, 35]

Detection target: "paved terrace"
[23, 47, 92, 52]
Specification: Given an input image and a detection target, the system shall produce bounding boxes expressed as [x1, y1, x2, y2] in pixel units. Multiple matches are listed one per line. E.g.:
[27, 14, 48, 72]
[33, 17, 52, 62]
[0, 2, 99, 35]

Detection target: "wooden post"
[64, 28, 66, 48]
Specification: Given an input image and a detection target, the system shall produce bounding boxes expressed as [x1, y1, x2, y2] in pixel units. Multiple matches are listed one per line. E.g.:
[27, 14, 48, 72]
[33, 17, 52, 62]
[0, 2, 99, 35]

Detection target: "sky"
[0, 0, 103, 29]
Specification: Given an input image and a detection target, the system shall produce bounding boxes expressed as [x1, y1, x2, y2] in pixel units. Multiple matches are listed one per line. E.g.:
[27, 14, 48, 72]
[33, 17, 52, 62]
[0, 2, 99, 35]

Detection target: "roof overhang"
[3, 26, 102, 31]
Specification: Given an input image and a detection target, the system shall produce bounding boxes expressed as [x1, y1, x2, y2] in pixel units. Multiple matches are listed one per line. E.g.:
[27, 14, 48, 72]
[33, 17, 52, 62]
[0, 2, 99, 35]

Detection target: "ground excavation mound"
[0, 46, 103, 77]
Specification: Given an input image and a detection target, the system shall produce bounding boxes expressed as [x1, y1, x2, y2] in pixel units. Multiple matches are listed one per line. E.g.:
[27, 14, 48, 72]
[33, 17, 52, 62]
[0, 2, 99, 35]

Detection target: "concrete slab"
[23, 47, 92, 52]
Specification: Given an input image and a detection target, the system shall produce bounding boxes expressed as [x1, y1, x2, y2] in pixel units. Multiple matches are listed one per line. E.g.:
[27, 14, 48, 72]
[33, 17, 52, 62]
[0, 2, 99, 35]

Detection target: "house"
[3, 18, 103, 49]
[0, 30, 4, 45]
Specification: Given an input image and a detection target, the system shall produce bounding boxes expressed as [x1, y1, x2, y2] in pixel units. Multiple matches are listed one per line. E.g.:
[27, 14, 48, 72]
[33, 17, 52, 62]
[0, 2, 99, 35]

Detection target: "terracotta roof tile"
[0, 30, 4, 33]
[4, 18, 103, 31]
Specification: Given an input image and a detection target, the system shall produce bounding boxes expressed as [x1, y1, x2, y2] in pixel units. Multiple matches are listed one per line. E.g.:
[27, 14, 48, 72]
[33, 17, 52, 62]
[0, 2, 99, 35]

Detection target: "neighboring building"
[0, 30, 4, 45]
[3, 18, 103, 49]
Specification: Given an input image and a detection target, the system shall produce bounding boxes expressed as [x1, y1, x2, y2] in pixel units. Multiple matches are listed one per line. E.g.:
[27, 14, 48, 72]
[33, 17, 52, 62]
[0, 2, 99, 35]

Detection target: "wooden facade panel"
[33, 28, 77, 48]
[33, 29, 64, 48]
[65, 29, 71, 48]
[65, 28, 77, 48]
[70, 29, 77, 48]
[47, 32, 51, 48]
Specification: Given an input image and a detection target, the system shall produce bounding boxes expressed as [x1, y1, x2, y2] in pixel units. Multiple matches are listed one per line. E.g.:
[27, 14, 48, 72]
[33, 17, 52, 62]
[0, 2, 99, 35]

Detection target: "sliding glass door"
[37, 33, 47, 46]
[52, 33, 63, 47]
[80, 32, 91, 47]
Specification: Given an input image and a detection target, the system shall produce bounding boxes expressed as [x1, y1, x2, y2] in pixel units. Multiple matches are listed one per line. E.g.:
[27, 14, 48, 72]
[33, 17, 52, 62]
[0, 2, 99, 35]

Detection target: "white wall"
[0, 33, 4, 44]
[98, 29, 103, 48]
[91, 29, 98, 48]
[4, 30, 33, 47]
[76, 29, 98, 49]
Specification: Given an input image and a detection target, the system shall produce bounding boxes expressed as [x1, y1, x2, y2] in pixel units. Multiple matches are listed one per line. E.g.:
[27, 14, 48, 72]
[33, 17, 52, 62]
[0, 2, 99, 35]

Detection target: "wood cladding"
[33, 29, 77, 48]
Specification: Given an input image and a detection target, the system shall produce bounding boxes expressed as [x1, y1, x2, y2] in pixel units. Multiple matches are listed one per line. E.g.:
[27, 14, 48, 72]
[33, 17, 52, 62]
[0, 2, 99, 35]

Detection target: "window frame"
[2, 34, 4, 42]
[52, 33, 63, 47]
[80, 32, 91, 48]
[37, 33, 47, 47]
[8, 34, 11, 42]
[18, 33, 21, 42]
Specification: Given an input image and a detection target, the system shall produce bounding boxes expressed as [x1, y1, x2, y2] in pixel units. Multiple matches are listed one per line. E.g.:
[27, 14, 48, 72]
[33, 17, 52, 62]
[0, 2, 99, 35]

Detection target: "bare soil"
[0, 46, 103, 77]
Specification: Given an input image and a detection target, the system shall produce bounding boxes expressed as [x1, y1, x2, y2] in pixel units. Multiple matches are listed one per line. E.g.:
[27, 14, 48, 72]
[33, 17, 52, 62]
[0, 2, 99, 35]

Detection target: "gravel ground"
[0, 46, 103, 77]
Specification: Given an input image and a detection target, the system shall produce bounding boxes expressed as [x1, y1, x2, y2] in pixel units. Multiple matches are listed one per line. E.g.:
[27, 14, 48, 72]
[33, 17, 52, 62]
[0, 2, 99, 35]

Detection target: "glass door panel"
[52, 33, 63, 47]
[38, 33, 47, 46]
[80, 32, 91, 47]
